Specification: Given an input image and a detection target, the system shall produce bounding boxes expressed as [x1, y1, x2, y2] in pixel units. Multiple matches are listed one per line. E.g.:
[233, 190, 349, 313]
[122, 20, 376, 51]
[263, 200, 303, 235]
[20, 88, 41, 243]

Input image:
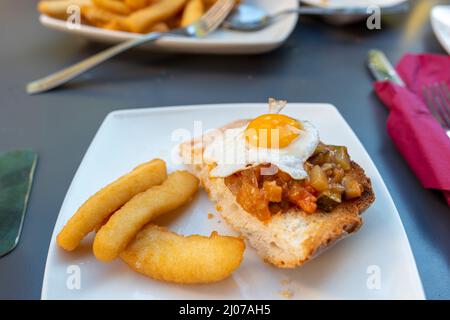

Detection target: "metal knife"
[0, 150, 37, 257]
[367, 49, 405, 86]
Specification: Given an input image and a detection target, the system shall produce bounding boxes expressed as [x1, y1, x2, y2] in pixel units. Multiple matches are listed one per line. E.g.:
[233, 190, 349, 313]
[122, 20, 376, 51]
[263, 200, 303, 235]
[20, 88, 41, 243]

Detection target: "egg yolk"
[245, 114, 301, 149]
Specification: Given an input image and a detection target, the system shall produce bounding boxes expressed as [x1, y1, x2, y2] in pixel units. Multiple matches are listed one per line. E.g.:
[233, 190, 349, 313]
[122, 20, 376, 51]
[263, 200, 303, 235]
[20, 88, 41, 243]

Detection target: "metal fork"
[26, 0, 234, 94]
[422, 82, 450, 138]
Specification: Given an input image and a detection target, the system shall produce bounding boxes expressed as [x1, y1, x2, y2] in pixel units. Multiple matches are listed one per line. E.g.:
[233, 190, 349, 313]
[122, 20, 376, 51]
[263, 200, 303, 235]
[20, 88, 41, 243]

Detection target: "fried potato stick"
[120, 225, 245, 284]
[93, 170, 199, 262]
[102, 19, 125, 30]
[57, 159, 167, 251]
[180, 0, 204, 27]
[92, 0, 132, 15]
[145, 22, 170, 33]
[38, 0, 91, 19]
[81, 4, 125, 27]
[124, 0, 148, 11]
[123, 0, 187, 33]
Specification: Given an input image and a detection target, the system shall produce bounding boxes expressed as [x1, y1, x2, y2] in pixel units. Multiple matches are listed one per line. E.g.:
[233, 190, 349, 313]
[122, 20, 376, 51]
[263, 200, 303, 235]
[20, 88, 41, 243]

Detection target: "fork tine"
[203, 0, 233, 19]
[205, 2, 234, 30]
[422, 85, 447, 128]
[438, 82, 450, 120]
[432, 83, 450, 128]
[442, 82, 450, 100]
[199, 0, 234, 31]
[202, 0, 228, 18]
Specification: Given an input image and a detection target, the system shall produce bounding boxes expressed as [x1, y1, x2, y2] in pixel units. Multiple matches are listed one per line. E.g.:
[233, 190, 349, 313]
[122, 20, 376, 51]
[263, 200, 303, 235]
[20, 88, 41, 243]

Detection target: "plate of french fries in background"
[37, 0, 299, 54]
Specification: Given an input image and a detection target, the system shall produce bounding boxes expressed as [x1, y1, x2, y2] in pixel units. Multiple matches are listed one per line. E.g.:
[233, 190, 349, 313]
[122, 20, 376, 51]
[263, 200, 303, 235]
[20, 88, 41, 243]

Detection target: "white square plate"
[39, 0, 298, 54]
[42, 103, 424, 299]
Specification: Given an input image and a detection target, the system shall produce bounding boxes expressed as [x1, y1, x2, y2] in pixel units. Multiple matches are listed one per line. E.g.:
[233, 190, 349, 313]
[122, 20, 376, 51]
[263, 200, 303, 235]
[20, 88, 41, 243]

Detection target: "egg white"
[203, 120, 319, 180]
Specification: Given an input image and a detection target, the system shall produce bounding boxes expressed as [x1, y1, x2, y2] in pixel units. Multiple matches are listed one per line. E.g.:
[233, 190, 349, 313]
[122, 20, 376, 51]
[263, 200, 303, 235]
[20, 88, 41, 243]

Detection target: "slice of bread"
[179, 120, 375, 268]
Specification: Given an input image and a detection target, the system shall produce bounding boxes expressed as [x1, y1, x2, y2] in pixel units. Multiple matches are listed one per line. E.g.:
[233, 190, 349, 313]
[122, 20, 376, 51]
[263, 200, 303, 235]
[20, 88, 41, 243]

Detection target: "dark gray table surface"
[0, 0, 449, 299]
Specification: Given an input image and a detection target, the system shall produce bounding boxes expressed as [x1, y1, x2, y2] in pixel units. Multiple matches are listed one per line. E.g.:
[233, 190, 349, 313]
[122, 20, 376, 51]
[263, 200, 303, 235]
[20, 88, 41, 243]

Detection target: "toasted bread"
[179, 120, 375, 268]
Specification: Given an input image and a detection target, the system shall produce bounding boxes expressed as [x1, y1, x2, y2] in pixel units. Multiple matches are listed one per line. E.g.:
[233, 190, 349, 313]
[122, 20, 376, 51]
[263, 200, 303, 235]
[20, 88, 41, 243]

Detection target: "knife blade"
[367, 49, 405, 86]
[0, 150, 37, 257]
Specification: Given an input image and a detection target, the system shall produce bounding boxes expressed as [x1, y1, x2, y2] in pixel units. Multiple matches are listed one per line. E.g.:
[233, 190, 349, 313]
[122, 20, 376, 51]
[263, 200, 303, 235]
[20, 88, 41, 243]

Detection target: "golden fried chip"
[180, 0, 204, 27]
[165, 15, 182, 29]
[93, 212, 113, 232]
[93, 170, 199, 262]
[145, 22, 170, 33]
[123, 0, 187, 33]
[124, 0, 148, 11]
[38, 0, 92, 19]
[121, 225, 245, 284]
[57, 159, 167, 251]
[92, 0, 132, 15]
[81, 4, 125, 27]
[102, 19, 125, 31]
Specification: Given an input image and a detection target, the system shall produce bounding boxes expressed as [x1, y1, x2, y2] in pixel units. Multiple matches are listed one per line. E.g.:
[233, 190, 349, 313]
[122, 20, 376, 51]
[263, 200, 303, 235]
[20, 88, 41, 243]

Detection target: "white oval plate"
[301, 0, 407, 9]
[39, 0, 298, 54]
[300, 0, 409, 25]
[42, 103, 424, 300]
[431, 5, 450, 55]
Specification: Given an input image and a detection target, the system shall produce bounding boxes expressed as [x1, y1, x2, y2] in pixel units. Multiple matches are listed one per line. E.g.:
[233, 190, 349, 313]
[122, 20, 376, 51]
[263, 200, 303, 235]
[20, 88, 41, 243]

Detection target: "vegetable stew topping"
[224, 143, 363, 221]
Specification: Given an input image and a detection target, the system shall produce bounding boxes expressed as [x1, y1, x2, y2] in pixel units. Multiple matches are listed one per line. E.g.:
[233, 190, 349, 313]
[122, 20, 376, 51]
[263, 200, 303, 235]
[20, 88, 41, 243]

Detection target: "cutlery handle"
[367, 49, 405, 86]
[26, 32, 162, 94]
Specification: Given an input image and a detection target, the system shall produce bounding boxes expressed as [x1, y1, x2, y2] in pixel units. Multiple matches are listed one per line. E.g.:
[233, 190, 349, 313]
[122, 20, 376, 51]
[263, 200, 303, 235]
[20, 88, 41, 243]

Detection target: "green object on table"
[0, 150, 37, 257]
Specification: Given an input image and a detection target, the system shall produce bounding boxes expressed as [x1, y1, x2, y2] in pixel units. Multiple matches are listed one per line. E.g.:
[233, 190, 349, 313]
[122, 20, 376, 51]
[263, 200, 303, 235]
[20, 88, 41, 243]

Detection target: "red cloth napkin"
[374, 53, 450, 205]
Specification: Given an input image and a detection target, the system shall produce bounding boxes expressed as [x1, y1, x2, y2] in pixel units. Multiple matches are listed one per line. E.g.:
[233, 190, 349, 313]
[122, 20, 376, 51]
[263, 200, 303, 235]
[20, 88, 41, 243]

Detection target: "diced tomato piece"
[237, 181, 271, 221]
[287, 185, 317, 214]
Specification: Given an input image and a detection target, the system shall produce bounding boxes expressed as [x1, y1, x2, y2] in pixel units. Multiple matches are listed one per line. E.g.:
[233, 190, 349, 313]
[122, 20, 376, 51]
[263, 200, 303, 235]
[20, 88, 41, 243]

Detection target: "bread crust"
[180, 120, 375, 268]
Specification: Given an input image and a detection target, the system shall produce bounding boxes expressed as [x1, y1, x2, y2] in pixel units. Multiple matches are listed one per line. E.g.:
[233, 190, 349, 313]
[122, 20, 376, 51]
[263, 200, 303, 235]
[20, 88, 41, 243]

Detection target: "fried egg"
[203, 114, 319, 180]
